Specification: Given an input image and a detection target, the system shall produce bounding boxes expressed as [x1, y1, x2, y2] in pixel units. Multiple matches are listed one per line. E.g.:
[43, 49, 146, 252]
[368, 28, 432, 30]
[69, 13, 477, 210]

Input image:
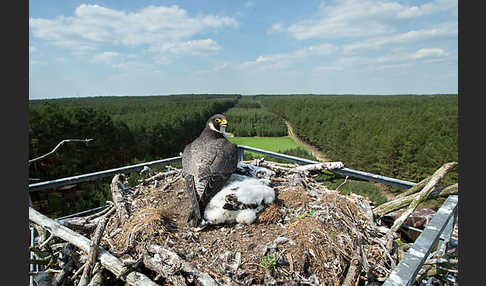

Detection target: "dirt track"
[284, 119, 331, 162]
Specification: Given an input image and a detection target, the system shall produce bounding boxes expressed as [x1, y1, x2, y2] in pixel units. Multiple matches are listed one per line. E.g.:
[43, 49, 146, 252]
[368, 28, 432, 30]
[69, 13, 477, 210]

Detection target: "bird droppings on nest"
[38, 159, 404, 286]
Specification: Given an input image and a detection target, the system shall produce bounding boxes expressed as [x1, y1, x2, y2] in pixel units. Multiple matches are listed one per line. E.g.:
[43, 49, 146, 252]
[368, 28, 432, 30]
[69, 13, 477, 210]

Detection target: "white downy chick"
[204, 172, 275, 225]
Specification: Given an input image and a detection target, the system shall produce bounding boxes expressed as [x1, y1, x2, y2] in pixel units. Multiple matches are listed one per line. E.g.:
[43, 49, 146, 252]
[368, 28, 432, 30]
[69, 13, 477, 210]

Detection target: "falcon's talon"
[193, 219, 210, 232]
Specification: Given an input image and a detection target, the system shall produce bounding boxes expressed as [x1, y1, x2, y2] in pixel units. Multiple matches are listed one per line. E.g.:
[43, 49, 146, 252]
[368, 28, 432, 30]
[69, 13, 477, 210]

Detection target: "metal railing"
[237, 145, 416, 188]
[28, 145, 457, 285]
[28, 156, 182, 192]
[29, 145, 416, 193]
[383, 195, 458, 286]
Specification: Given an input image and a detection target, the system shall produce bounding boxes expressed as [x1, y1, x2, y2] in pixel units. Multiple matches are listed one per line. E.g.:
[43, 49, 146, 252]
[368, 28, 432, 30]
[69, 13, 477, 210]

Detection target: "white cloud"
[267, 23, 284, 34]
[284, 0, 457, 40]
[313, 45, 452, 74]
[241, 43, 338, 70]
[91, 51, 121, 65]
[342, 21, 457, 53]
[151, 39, 220, 56]
[90, 51, 155, 70]
[397, 0, 458, 19]
[29, 4, 238, 57]
[196, 62, 231, 75]
[409, 48, 447, 59]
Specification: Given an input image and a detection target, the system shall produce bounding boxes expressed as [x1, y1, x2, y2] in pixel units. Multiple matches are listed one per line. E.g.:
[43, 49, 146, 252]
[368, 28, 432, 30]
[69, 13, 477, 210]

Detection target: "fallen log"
[29, 207, 159, 286]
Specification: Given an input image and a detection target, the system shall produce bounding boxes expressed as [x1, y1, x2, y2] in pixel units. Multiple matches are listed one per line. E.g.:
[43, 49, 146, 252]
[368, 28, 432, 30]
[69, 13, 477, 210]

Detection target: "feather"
[203, 174, 275, 225]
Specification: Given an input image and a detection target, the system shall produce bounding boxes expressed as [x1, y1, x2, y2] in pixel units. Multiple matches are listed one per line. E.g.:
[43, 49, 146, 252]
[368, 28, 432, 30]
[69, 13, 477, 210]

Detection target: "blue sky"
[29, 0, 458, 99]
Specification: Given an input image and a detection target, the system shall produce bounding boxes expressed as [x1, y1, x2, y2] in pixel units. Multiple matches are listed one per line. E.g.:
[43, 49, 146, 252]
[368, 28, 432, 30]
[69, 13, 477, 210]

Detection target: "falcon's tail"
[184, 174, 202, 227]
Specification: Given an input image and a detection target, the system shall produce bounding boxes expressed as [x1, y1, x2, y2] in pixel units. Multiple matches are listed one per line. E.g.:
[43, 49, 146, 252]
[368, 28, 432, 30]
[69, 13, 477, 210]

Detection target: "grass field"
[228, 136, 300, 152]
[228, 136, 316, 162]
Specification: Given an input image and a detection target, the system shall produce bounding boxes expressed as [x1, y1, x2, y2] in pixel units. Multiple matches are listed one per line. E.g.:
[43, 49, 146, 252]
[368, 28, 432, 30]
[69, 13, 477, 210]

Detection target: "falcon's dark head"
[207, 114, 228, 134]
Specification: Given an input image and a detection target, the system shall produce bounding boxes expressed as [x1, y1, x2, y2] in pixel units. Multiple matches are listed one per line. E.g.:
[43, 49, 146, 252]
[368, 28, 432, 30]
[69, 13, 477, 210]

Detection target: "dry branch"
[110, 174, 130, 224]
[138, 170, 180, 186]
[29, 138, 93, 164]
[373, 183, 458, 217]
[394, 177, 432, 199]
[61, 205, 115, 233]
[78, 216, 109, 286]
[341, 248, 361, 286]
[389, 162, 457, 232]
[87, 270, 104, 286]
[145, 244, 217, 286]
[29, 207, 159, 286]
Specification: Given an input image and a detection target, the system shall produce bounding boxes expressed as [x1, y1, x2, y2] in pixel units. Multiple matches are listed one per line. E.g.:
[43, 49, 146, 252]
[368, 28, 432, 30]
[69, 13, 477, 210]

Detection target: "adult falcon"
[182, 114, 238, 227]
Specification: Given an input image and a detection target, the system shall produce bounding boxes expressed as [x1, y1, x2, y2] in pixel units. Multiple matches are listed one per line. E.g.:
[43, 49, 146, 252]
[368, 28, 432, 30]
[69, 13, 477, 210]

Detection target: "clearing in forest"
[228, 136, 300, 153]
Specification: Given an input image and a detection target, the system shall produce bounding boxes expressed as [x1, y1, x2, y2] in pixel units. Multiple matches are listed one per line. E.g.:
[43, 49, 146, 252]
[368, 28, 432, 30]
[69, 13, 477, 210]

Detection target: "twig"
[29, 138, 93, 164]
[137, 170, 180, 186]
[87, 269, 104, 286]
[334, 176, 349, 192]
[38, 232, 55, 249]
[110, 174, 130, 224]
[60, 205, 115, 233]
[161, 174, 183, 192]
[78, 216, 109, 286]
[342, 248, 361, 286]
[72, 263, 85, 281]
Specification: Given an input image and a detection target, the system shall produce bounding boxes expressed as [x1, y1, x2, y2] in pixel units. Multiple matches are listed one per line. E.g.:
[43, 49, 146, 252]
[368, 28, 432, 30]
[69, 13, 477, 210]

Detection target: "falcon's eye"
[215, 118, 222, 123]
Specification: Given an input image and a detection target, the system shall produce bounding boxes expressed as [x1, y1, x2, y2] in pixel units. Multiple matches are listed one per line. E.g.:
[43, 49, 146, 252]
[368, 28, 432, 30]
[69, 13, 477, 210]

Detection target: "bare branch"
[389, 162, 457, 232]
[373, 183, 458, 217]
[29, 138, 94, 164]
[78, 216, 109, 286]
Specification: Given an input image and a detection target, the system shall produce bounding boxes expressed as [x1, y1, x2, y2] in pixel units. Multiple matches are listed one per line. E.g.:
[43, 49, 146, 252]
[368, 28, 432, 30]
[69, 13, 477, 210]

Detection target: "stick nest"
[32, 160, 402, 286]
[96, 160, 395, 285]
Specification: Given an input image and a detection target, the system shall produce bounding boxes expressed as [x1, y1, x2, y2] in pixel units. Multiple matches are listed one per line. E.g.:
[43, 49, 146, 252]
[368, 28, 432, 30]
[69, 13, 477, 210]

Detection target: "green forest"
[29, 94, 458, 216]
[224, 97, 287, 137]
[258, 94, 458, 184]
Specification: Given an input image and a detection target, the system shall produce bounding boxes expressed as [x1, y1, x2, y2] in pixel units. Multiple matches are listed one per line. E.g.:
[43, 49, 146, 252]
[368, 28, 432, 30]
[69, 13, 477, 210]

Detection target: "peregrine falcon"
[182, 114, 238, 227]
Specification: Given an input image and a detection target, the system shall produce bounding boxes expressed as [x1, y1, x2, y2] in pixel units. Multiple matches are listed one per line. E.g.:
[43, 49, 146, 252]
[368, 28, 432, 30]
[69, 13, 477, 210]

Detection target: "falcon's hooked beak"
[220, 120, 227, 134]
[209, 118, 228, 135]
